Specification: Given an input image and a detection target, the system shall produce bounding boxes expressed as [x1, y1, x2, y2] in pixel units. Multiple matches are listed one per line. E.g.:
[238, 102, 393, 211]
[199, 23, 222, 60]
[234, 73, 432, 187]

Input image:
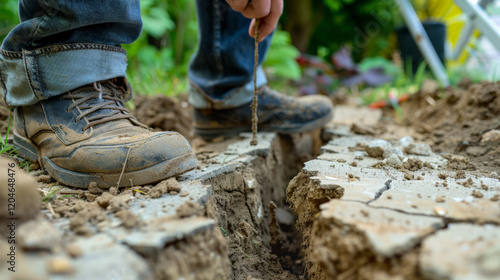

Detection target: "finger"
[248, 0, 283, 41]
[226, 0, 249, 12]
[241, 0, 271, 19]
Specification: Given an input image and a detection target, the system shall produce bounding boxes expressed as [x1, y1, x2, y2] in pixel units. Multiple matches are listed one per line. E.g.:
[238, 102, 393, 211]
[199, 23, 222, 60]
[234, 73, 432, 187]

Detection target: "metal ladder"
[396, 0, 500, 87]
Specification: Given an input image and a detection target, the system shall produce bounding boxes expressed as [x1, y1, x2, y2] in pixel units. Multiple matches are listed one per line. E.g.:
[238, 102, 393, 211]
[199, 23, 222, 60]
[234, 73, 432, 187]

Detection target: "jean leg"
[188, 0, 273, 109]
[0, 0, 142, 107]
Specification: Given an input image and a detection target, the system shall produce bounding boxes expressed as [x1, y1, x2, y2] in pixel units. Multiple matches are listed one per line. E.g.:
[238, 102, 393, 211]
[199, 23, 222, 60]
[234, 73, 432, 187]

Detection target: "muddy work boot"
[193, 86, 333, 139]
[13, 79, 196, 189]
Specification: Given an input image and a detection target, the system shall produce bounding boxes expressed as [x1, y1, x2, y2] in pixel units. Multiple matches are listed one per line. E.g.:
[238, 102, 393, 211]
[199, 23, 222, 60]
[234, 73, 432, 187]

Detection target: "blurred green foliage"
[263, 30, 301, 80]
[123, 0, 198, 96]
[307, 0, 399, 61]
[0, 0, 19, 42]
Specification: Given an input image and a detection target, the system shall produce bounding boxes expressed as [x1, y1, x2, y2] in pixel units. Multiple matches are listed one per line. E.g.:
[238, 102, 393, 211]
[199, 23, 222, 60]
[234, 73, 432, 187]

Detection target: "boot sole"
[194, 110, 333, 140]
[14, 134, 197, 189]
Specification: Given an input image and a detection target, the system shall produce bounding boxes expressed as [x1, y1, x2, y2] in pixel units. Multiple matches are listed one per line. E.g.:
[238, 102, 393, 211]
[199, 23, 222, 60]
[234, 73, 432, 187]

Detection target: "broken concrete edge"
[2, 131, 310, 280]
[287, 130, 500, 279]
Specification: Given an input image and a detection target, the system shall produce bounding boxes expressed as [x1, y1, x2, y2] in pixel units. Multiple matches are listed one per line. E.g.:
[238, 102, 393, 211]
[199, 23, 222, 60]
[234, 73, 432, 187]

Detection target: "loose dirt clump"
[176, 201, 201, 218]
[149, 178, 182, 198]
[446, 155, 476, 171]
[403, 158, 423, 171]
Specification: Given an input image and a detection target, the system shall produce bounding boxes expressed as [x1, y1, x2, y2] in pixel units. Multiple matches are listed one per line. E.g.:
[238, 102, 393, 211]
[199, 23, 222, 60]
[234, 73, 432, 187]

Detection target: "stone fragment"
[66, 243, 83, 258]
[29, 162, 40, 170]
[433, 206, 447, 216]
[386, 154, 402, 167]
[364, 139, 390, 158]
[18, 219, 62, 251]
[404, 173, 415, 180]
[435, 196, 445, 203]
[481, 129, 500, 143]
[351, 123, 376, 135]
[47, 258, 75, 275]
[420, 224, 500, 280]
[404, 142, 433, 156]
[398, 136, 414, 148]
[383, 146, 404, 159]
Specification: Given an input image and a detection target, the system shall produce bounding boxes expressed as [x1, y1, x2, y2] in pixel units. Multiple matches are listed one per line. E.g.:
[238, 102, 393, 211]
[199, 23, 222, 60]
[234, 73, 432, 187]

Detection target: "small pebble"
[29, 162, 40, 170]
[404, 173, 415, 180]
[435, 196, 445, 203]
[47, 258, 75, 275]
[433, 206, 447, 216]
[66, 244, 83, 258]
[140, 202, 146, 208]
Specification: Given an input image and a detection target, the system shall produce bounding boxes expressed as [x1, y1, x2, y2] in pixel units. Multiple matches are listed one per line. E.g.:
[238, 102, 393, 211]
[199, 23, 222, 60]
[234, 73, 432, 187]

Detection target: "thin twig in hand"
[250, 18, 260, 146]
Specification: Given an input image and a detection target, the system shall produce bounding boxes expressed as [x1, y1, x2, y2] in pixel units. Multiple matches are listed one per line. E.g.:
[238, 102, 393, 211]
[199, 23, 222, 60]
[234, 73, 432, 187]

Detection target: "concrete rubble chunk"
[365, 139, 391, 158]
[18, 219, 63, 251]
[383, 146, 404, 159]
[404, 142, 433, 156]
[398, 136, 414, 148]
[302, 159, 390, 202]
[420, 224, 500, 280]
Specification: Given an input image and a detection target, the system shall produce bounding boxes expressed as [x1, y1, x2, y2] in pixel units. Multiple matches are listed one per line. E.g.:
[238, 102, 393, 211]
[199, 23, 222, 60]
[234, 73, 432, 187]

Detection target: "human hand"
[226, 0, 283, 42]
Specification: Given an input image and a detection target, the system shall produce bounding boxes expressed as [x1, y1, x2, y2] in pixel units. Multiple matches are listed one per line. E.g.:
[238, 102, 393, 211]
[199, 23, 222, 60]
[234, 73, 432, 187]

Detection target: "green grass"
[0, 110, 16, 156]
[126, 66, 189, 97]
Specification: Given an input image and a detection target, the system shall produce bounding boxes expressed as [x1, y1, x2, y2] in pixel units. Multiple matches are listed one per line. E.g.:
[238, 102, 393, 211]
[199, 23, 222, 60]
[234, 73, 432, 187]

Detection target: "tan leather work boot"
[13, 79, 196, 188]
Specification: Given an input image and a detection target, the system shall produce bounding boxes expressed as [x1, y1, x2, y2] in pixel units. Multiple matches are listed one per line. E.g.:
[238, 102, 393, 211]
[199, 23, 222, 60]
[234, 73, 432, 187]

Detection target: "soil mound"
[402, 80, 500, 173]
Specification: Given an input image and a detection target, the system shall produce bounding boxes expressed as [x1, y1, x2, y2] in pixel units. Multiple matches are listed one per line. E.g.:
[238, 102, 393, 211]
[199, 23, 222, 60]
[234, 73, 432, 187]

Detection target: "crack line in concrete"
[367, 179, 392, 204]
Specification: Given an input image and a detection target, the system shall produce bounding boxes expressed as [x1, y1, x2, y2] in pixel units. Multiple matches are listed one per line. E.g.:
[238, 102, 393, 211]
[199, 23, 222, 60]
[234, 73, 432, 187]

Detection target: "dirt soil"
[400, 80, 500, 175]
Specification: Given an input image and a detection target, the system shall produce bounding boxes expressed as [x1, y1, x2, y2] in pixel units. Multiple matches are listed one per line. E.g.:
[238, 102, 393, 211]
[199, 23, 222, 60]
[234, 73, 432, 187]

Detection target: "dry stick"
[250, 18, 260, 146]
[116, 147, 132, 188]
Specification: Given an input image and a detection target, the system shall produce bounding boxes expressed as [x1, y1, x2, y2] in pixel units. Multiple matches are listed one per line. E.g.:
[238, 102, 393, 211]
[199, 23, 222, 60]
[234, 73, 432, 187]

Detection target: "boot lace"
[63, 80, 133, 131]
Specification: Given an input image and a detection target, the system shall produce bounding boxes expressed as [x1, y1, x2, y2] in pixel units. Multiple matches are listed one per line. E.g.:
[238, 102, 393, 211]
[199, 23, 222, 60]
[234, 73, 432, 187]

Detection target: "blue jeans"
[0, 0, 272, 109]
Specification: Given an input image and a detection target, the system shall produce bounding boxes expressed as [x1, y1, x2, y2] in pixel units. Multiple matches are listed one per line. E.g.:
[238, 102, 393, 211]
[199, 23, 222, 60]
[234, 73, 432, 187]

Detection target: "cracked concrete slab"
[287, 131, 500, 280]
[420, 224, 500, 280]
[371, 179, 500, 223]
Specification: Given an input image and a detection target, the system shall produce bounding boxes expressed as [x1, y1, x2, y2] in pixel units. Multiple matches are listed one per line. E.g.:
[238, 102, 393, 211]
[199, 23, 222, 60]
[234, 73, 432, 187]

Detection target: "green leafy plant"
[0, 0, 19, 42]
[263, 30, 301, 80]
